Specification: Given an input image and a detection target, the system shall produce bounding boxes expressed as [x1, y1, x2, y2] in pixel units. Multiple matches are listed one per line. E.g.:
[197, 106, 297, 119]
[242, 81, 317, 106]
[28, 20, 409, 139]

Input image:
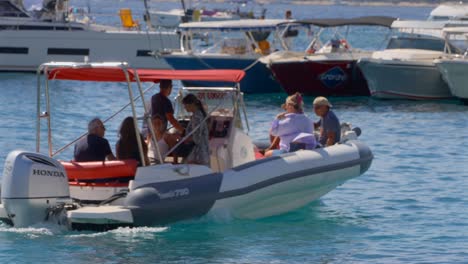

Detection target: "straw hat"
[313, 96, 332, 107]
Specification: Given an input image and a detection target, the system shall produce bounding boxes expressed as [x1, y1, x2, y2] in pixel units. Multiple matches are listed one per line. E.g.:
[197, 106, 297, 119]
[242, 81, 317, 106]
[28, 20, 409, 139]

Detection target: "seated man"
[74, 118, 116, 162]
[313, 96, 341, 147]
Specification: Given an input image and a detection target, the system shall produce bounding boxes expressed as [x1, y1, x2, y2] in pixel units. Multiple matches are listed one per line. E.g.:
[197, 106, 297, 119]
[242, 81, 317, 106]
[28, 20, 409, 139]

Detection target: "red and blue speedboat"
[260, 16, 396, 96]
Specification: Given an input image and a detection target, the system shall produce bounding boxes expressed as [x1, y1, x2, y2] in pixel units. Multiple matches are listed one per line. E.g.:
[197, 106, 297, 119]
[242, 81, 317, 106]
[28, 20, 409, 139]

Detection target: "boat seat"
[119, 8, 139, 29]
[61, 159, 138, 182]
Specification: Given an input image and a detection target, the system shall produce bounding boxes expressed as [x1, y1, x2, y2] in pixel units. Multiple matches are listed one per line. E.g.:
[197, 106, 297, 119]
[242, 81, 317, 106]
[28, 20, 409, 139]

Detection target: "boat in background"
[435, 27, 468, 104]
[357, 20, 464, 100]
[428, 3, 468, 21]
[261, 16, 396, 96]
[0, 0, 179, 71]
[150, 8, 241, 28]
[150, 0, 265, 28]
[358, 49, 451, 100]
[162, 19, 296, 93]
[0, 61, 372, 230]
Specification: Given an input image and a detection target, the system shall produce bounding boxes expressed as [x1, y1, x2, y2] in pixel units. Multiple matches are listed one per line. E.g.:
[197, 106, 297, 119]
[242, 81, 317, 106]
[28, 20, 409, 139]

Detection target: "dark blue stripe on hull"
[163, 56, 283, 93]
[125, 173, 223, 226]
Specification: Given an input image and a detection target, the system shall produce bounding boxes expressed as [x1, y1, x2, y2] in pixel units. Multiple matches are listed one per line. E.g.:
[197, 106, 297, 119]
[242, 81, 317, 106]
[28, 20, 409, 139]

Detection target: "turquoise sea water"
[1, 1, 468, 263]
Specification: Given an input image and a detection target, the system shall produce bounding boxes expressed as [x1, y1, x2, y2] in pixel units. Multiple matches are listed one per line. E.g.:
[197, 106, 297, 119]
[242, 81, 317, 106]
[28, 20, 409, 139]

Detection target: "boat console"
[209, 108, 234, 172]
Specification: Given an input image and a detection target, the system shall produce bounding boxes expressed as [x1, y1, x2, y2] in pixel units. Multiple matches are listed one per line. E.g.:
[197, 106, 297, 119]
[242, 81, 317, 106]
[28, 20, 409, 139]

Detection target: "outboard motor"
[1, 151, 71, 227]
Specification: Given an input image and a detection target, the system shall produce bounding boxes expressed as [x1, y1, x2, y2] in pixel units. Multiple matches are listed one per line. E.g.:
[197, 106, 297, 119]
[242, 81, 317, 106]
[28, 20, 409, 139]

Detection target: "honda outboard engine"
[1, 151, 71, 227]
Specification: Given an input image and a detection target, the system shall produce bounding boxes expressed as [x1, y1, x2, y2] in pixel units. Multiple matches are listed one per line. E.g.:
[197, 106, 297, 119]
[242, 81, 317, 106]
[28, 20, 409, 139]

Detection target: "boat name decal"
[197, 92, 226, 100]
[159, 188, 190, 199]
[32, 169, 65, 178]
[319, 66, 348, 89]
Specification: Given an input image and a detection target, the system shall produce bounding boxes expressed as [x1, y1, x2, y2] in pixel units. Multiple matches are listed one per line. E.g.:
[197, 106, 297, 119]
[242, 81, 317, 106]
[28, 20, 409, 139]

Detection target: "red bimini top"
[47, 67, 246, 83]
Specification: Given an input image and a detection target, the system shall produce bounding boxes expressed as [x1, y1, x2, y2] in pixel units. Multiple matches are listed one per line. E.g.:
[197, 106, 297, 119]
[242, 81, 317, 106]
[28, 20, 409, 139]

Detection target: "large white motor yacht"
[0, 0, 179, 71]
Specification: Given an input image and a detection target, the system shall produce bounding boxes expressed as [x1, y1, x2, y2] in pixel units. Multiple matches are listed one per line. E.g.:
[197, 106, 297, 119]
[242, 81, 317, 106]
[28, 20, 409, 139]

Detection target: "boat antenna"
[143, 0, 153, 30]
[86, 0, 91, 14]
[181, 0, 187, 13]
[180, 0, 190, 23]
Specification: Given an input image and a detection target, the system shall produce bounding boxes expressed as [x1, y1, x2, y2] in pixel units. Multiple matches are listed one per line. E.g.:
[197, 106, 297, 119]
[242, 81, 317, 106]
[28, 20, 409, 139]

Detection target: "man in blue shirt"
[150, 80, 185, 162]
[151, 80, 185, 134]
[313, 96, 341, 147]
[74, 118, 116, 162]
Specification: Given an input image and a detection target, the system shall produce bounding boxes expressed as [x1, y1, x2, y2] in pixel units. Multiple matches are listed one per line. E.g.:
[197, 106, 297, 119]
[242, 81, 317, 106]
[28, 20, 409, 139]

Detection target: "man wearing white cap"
[313, 96, 340, 147]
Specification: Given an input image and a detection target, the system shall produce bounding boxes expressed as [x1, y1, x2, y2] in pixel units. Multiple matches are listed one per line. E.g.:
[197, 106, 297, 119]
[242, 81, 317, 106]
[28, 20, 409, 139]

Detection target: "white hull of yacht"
[435, 58, 468, 102]
[358, 49, 452, 100]
[0, 29, 179, 71]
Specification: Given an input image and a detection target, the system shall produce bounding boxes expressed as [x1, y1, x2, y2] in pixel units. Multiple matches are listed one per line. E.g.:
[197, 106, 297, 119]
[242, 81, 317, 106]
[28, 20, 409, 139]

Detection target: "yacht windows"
[0, 47, 28, 54]
[0, 25, 84, 30]
[47, 48, 89, 55]
[136, 50, 152, 57]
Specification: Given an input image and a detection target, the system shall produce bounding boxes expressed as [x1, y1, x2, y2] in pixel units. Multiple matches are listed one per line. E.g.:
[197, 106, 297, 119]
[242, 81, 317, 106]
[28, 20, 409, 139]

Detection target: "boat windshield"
[175, 88, 237, 120]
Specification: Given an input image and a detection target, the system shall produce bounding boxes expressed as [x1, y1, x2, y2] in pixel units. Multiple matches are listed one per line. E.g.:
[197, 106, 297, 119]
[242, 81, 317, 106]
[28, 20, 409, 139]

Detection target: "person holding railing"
[151, 79, 184, 149]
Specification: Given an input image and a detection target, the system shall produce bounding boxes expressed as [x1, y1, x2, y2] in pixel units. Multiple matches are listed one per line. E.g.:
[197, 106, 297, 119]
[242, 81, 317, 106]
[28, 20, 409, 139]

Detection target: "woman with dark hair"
[116, 116, 149, 166]
[181, 93, 210, 166]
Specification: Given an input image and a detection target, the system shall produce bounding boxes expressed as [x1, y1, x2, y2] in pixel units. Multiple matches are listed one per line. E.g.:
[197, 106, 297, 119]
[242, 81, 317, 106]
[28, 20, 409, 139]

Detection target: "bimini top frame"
[36, 61, 245, 166]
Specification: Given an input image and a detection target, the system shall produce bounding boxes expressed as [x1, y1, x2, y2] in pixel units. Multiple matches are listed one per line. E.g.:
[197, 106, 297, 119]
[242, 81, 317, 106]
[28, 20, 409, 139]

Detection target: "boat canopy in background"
[296, 16, 397, 28]
[178, 18, 291, 32]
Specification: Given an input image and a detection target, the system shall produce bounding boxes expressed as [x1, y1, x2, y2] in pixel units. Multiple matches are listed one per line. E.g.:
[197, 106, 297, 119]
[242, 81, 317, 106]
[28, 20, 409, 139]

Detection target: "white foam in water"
[0, 223, 64, 238]
[67, 226, 169, 238]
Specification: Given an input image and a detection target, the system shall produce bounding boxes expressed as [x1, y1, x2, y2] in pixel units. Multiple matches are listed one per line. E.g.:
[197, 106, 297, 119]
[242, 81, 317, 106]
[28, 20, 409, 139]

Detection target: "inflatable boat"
[0, 62, 373, 230]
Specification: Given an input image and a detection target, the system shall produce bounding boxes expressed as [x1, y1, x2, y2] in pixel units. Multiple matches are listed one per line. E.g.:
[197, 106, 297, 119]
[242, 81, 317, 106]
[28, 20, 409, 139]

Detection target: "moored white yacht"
[0, 61, 373, 230]
[357, 20, 464, 100]
[428, 3, 468, 21]
[435, 27, 468, 104]
[0, 0, 179, 71]
[358, 49, 451, 100]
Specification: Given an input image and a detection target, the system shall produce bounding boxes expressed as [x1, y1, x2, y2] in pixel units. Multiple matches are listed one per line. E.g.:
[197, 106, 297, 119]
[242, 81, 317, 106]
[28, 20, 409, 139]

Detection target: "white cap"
[313, 96, 332, 107]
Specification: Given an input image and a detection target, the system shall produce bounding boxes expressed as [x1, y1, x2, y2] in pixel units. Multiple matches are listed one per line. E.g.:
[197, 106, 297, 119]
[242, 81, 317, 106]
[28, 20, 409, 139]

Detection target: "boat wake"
[0, 222, 65, 237]
[67, 226, 169, 238]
